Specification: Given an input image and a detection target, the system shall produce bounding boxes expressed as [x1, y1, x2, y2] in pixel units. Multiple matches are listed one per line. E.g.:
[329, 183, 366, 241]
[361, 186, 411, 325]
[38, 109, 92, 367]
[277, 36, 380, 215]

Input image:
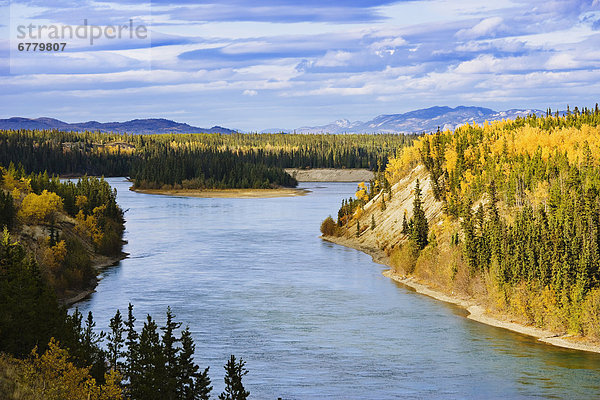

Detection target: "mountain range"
[0, 117, 237, 135]
[261, 106, 545, 134]
[0, 106, 546, 135]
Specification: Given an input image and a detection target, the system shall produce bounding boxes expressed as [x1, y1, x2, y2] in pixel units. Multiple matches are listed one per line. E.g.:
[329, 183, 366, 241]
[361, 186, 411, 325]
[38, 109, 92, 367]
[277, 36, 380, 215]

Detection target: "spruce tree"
[131, 315, 166, 400]
[219, 355, 249, 400]
[125, 303, 140, 393]
[107, 309, 125, 373]
[82, 311, 107, 381]
[178, 327, 212, 400]
[371, 214, 376, 230]
[161, 306, 182, 399]
[410, 180, 428, 249]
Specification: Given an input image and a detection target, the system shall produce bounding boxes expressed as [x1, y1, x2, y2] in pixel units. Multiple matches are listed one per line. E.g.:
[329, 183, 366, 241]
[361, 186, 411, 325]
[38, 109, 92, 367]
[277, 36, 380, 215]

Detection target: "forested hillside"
[1, 165, 124, 298]
[0, 130, 414, 190]
[324, 105, 600, 342]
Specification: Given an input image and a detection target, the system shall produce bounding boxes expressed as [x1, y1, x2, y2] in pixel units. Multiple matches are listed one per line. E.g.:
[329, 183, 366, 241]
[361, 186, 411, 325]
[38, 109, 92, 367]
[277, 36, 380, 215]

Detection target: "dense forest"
[0, 130, 414, 190]
[0, 165, 124, 296]
[327, 105, 600, 341]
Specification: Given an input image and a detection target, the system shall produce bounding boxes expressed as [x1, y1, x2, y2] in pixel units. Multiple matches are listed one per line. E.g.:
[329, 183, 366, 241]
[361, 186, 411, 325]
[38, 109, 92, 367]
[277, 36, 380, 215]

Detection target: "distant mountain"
[2, 106, 547, 135]
[262, 106, 546, 134]
[0, 117, 238, 135]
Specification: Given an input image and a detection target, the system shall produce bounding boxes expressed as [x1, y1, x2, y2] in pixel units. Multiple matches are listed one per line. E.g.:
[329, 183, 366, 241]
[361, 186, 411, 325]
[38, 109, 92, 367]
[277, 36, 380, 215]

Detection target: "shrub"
[582, 288, 600, 340]
[320, 216, 338, 236]
[17, 190, 63, 225]
[390, 240, 420, 275]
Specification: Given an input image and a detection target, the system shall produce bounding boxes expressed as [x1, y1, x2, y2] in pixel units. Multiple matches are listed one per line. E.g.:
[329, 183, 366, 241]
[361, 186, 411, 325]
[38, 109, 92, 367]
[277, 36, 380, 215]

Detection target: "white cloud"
[456, 17, 504, 40]
[242, 89, 258, 96]
[314, 50, 353, 67]
[546, 53, 580, 69]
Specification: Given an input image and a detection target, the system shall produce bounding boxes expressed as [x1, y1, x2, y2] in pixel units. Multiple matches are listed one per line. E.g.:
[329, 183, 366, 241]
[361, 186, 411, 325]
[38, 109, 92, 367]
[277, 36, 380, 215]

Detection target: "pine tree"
[371, 214, 376, 230]
[410, 180, 428, 249]
[131, 315, 166, 400]
[401, 211, 408, 235]
[219, 355, 249, 400]
[178, 327, 212, 400]
[107, 309, 125, 373]
[82, 311, 107, 381]
[0, 190, 15, 228]
[161, 306, 182, 399]
[356, 221, 360, 237]
[125, 303, 140, 392]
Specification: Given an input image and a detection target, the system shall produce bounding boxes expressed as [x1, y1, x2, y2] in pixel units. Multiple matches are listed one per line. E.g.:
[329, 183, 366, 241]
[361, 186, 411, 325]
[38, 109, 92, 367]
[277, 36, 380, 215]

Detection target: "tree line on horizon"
[0, 129, 415, 190]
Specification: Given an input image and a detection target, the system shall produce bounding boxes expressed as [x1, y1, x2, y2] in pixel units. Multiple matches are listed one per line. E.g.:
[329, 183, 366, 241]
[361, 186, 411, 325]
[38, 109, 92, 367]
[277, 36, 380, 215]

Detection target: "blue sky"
[1, 0, 599, 130]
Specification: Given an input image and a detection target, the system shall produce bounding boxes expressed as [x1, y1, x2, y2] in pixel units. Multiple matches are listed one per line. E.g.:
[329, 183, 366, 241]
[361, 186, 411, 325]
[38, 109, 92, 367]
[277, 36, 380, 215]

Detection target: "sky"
[0, 0, 599, 131]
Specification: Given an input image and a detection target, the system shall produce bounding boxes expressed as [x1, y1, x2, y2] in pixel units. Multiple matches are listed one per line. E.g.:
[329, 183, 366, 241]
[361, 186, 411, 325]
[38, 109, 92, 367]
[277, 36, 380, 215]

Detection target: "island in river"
[130, 168, 373, 198]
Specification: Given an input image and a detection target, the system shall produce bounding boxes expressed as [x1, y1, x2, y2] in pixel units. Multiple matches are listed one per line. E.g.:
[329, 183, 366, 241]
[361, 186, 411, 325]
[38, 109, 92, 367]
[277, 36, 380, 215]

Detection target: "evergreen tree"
[162, 306, 182, 399]
[0, 228, 63, 357]
[125, 303, 139, 389]
[410, 180, 429, 249]
[82, 311, 107, 381]
[219, 355, 249, 400]
[178, 327, 212, 400]
[0, 190, 15, 228]
[371, 214, 376, 230]
[107, 309, 125, 373]
[130, 315, 166, 400]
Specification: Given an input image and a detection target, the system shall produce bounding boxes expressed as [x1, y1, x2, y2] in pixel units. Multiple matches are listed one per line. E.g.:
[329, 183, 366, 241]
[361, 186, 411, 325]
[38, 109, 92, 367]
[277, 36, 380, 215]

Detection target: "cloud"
[314, 50, 353, 67]
[456, 17, 505, 40]
[2, 0, 600, 130]
[545, 53, 580, 70]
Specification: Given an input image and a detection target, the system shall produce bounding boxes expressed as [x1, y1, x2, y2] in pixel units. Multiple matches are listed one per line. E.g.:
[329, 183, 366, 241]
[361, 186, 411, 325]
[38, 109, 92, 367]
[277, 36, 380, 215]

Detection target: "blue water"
[75, 178, 600, 399]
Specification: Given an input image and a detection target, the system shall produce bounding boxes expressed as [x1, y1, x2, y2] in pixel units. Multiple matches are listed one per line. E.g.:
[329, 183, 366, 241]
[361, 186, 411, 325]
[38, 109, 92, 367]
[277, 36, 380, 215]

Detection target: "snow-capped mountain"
[262, 106, 545, 134]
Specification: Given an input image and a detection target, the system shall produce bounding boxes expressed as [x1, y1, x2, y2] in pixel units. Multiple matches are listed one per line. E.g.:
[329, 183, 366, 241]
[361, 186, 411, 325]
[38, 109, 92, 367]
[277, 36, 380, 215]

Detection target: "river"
[74, 178, 600, 399]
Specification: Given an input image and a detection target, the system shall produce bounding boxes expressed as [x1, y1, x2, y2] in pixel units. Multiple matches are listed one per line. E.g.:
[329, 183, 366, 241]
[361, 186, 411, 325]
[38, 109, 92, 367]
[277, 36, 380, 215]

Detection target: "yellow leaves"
[483, 124, 600, 163]
[385, 144, 421, 184]
[355, 182, 369, 202]
[2, 173, 31, 195]
[43, 240, 67, 271]
[527, 181, 549, 209]
[75, 210, 104, 247]
[460, 169, 475, 194]
[353, 207, 363, 220]
[18, 190, 63, 224]
[445, 147, 458, 172]
[24, 338, 123, 400]
[76, 195, 88, 209]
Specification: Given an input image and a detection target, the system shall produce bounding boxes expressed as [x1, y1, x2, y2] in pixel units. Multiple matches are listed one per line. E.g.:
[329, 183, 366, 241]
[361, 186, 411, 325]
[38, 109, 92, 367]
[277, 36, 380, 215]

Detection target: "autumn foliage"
[18, 190, 63, 224]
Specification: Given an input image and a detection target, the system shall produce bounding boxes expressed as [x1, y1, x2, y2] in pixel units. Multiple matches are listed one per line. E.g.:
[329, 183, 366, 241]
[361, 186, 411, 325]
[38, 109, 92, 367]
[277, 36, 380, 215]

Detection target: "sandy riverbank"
[285, 168, 373, 182]
[322, 235, 600, 354]
[131, 187, 309, 198]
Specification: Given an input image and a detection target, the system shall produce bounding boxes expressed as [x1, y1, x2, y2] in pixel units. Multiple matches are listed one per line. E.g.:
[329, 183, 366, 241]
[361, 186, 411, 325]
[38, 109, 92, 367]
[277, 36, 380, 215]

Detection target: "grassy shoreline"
[322, 235, 600, 354]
